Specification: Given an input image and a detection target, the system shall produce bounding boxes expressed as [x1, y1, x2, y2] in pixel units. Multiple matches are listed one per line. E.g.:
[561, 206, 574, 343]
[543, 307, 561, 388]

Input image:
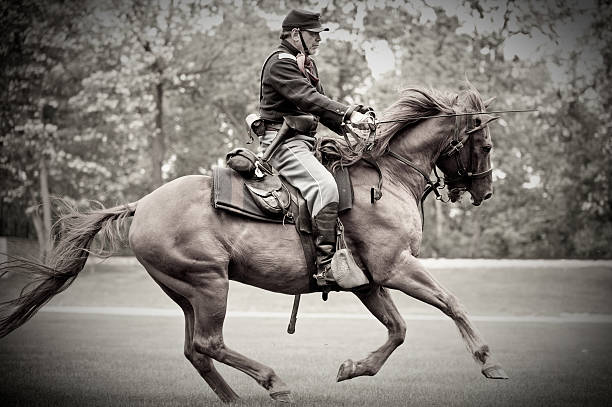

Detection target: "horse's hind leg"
[337, 284, 407, 382]
[143, 263, 239, 402]
[379, 252, 508, 379]
[142, 257, 291, 402]
[189, 274, 292, 402]
[156, 283, 239, 402]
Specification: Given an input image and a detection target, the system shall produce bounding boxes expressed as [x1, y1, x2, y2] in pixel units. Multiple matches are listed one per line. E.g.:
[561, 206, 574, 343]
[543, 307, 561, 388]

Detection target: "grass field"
[1, 259, 611, 406]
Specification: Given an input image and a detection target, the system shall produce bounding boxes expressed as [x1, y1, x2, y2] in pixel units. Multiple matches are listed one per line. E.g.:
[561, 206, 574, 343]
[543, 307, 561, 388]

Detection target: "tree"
[360, 0, 611, 258]
[69, 0, 236, 188]
[1, 0, 93, 259]
[2, 0, 609, 259]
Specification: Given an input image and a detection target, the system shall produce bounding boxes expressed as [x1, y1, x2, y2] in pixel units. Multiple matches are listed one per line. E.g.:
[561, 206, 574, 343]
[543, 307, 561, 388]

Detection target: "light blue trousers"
[260, 131, 338, 217]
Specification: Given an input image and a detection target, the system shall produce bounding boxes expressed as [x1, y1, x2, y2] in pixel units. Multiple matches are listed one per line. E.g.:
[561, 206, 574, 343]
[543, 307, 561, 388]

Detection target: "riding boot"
[312, 202, 339, 286]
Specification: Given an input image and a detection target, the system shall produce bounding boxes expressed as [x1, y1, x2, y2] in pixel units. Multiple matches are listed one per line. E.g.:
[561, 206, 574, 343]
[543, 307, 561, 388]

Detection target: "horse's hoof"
[336, 359, 356, 382]
[482, 363, 509, 379]
[270, 390, 293, 403]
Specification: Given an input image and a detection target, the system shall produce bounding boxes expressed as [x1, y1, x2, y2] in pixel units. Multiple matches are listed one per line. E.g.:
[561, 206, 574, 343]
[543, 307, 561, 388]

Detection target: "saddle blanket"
[212, 166, 353, 223]
[212, 167, 292, 223]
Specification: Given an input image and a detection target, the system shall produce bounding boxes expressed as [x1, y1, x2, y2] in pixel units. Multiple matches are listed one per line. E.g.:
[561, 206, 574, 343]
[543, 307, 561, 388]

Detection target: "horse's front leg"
[337, 284, 407, 382]
[378, 251, 509, 379]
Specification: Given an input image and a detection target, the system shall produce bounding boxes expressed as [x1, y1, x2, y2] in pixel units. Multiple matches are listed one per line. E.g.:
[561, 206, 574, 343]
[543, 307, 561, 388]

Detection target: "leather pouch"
[330, 221, 369, 288]
[284, 114, 318, 133]
[244, 175, 291, 217]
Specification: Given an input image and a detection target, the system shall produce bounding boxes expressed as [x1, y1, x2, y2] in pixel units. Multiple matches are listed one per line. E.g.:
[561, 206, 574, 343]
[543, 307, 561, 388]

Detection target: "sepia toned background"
[1, 0, 611, 406]
[1, 0, 610, 260]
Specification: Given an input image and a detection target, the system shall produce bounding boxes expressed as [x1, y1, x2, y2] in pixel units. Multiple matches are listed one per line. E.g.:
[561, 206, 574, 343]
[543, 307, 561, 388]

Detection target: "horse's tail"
[0, 199, 137, 338]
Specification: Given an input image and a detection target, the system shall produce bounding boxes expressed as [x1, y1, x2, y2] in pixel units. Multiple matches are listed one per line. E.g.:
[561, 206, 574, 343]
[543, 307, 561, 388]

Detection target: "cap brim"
[306, 26, 329, 32]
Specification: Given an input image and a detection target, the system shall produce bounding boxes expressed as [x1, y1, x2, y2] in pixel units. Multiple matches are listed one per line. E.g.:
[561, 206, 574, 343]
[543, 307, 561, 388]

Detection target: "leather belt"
[264, 122, 283, 132]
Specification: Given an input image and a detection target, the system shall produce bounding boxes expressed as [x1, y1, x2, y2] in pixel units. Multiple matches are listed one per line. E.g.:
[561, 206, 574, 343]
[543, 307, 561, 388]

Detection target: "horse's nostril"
[484, 192, 492, 200]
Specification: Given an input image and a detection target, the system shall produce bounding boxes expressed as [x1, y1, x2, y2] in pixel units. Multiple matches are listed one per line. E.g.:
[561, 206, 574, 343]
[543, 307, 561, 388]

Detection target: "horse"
[0, 85, 508, 403]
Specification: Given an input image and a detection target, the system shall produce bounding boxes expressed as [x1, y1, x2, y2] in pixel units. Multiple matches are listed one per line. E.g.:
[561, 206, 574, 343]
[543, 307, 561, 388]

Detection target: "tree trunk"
[337, 42, 352, 101]
[151, 81, 165, 188]
[33, 157, 53, 261]
[434, 201, 443, 257]
[468, 216, 481, 258]
[29, 209, 46, 261]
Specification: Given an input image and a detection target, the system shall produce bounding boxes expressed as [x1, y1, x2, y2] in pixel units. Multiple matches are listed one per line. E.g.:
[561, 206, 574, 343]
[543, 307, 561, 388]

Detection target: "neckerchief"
[296, 53, 319, 84]
[281, 40, 319, 85]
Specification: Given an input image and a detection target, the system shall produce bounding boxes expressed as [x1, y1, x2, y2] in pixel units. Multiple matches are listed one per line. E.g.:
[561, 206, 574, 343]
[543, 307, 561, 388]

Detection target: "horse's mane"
[316, 84, 485, 169]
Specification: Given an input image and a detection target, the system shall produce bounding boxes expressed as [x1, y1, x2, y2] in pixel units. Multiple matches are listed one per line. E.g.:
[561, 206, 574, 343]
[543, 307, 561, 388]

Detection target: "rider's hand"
[349, 110, 375, 131]
[349, 111, 369, 130]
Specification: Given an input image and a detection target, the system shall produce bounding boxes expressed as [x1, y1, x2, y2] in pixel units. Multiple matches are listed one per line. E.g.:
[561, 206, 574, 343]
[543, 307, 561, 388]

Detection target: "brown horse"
[0, 85, 508, 403]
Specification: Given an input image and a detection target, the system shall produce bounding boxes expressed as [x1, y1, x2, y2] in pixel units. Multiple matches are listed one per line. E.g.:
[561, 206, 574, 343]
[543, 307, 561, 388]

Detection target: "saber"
[376, 108, 538, 124]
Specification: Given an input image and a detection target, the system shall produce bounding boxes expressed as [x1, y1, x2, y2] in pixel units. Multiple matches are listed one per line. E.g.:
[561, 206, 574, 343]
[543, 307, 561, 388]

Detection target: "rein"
[337, 105, 536, 230]
[366, 110, 516, 230]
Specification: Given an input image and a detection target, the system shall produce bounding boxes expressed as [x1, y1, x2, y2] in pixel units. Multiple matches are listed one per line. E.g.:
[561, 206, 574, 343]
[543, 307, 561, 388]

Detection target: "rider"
[259, 9, 370, 286]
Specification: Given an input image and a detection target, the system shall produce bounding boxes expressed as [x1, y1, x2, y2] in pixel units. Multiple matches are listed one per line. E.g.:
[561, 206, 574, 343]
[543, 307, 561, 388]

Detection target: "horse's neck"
[379, 118, 451, 199]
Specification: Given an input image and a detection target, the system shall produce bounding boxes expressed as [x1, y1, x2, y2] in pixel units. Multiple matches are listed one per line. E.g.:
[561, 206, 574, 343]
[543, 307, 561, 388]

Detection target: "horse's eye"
[482, 145, 492, 153]
[474, 118, 481, 127]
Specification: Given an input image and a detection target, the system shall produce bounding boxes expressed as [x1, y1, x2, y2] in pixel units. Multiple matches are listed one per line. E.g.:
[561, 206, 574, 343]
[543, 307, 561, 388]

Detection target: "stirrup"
[313, 265, 335, 287]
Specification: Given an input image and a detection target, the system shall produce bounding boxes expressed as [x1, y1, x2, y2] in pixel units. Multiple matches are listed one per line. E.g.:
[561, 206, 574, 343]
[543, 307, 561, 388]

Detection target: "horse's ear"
[483, 97, 496, 109]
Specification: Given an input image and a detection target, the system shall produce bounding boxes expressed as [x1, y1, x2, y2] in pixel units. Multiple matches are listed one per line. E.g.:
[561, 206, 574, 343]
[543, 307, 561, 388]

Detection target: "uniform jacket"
[259, 40, 349, 135]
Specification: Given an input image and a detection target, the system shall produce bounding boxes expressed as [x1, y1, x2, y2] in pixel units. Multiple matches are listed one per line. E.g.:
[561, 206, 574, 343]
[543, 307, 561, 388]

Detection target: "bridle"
[339, 106, 535, 228]
[344, 109, 500, 196]
[435, 113, 498, 189]
[341, 107, 511, 229]
[387, 112, 497, 229]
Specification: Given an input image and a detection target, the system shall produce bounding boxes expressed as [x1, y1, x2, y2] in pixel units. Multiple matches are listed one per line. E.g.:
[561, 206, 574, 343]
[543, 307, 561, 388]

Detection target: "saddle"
[214, 149, 354, 222]
[211, 148, 355, 293]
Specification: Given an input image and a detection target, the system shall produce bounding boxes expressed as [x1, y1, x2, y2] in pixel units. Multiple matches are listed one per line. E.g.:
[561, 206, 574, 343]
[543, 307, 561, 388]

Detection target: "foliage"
[1, 0, 609, 258]
[418, 0, 612, 259]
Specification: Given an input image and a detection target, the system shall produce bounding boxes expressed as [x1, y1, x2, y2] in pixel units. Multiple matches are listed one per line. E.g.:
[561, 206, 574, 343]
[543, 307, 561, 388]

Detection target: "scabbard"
[287, 294, 301, 334]
[262, 114, 317, 162]
[262, 121, 292, 162]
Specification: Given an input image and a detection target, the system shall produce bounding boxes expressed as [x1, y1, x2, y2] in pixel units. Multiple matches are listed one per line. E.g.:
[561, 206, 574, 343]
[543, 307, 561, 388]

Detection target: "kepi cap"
[282, 9, 329, 32]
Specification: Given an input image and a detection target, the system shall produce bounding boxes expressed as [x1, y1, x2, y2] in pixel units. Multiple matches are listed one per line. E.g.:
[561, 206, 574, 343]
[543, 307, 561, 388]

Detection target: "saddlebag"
[244, 175, 291, 217]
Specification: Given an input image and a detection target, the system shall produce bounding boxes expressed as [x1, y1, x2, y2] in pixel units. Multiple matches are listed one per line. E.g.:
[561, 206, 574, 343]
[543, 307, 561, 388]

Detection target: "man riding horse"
[259, 9, 371, 286]
[0, 9, 510, 403]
